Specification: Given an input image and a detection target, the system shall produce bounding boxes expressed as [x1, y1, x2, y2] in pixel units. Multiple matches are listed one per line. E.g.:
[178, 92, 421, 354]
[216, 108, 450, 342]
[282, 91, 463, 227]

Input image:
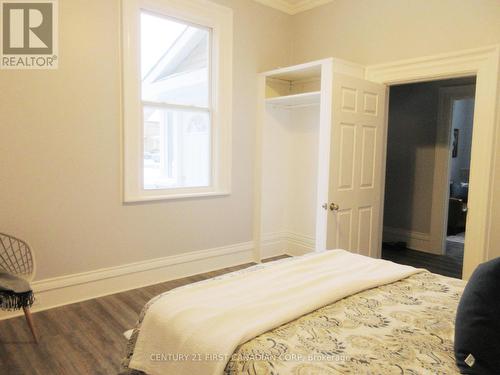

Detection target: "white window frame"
[122, 0, 232, 202]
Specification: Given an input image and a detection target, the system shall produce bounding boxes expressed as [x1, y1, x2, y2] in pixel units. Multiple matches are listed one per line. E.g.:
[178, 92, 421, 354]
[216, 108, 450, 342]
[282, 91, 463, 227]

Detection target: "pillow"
[454, 257, 500, 374]
[0, 271, 34, 311]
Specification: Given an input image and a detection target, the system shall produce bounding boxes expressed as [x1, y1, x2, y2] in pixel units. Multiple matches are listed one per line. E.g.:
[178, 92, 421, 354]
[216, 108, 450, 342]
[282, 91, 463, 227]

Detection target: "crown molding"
[254, 0, 334, 15]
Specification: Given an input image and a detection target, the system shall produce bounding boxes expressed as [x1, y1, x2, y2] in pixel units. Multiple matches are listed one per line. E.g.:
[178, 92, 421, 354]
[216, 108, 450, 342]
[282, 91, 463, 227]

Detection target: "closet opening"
[381, 76, 476, 279]
[259, 64, 323, 257]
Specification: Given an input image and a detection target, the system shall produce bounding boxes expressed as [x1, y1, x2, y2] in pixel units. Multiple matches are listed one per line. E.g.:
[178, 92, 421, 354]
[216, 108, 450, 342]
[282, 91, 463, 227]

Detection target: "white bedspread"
[128, 250, 420, 375]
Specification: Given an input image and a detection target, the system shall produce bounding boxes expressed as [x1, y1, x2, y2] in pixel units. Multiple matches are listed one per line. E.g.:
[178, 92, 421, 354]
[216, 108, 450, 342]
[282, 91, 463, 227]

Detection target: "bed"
[122, 250, 465, 375]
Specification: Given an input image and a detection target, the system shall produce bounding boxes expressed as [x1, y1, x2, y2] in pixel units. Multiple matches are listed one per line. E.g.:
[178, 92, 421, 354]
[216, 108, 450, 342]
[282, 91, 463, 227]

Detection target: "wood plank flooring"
[0, 248, 463, 375]
[381, 241, 464, 279]
[0, 257, 285, 375]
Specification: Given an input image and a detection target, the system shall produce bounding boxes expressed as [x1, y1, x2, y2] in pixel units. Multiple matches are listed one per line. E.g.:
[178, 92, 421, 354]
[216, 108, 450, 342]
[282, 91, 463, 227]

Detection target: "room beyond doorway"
[381, 77, 476, 278]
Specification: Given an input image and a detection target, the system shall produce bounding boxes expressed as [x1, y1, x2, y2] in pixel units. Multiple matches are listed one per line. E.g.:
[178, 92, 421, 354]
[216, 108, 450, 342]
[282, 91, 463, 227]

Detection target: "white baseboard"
[260, 231, 315, 258]
[383, 226, 439, 254]
[260, 232, 287, 259]
[0, 241, 254, 321]
[286, 232, 315, 256]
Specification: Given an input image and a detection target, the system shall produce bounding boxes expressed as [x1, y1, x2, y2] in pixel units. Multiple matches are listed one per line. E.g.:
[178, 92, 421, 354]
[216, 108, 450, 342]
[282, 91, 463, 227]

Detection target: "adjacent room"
[1, 1, 500, 374]
[381, 77, 476, 279]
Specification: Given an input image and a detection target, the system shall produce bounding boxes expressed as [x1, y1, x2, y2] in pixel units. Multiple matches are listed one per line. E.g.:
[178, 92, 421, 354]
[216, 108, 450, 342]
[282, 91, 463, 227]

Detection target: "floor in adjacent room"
[382, 240, 464, 279]
[0, 257, 285, 375]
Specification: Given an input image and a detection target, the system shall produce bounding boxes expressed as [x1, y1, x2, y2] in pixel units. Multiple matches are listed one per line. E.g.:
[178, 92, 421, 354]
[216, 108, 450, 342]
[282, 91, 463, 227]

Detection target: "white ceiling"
[253, 0, 334, 15]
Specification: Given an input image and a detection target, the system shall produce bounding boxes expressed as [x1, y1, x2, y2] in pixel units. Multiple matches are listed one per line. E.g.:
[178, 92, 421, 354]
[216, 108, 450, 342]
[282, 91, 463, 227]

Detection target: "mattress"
[225, 271, 465, 375]
[123, 257, 465, 375]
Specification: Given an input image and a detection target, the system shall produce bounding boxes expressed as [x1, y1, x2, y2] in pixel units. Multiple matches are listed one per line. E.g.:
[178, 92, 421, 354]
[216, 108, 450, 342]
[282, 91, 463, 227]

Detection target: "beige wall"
[0, 0, 291, 280]
[291, 0, 500, 66]
[2, 0, 500, 284]
[291, 0, 500, 262]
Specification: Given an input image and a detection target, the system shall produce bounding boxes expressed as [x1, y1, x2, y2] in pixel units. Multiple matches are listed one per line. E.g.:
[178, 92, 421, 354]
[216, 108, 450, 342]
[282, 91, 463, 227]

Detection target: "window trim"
[122, 0, 232, 202]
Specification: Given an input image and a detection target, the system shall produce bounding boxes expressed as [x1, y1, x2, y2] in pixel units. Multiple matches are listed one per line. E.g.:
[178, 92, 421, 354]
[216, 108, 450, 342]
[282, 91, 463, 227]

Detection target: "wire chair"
[0, 233, 38, 343]
[0, 233, 35, 281]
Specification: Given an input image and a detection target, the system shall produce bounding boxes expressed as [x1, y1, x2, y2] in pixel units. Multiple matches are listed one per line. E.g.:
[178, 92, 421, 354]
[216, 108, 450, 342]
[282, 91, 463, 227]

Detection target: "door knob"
[329, 203, 340, 211]
[322, 203, 328, 210]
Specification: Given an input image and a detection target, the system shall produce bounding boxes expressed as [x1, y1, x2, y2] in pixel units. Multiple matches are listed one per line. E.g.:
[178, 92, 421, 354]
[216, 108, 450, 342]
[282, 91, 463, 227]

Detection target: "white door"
[326, 73, 387, 257]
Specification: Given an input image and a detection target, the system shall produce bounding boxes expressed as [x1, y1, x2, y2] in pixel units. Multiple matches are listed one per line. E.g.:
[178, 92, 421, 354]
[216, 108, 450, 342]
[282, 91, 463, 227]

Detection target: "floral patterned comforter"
[224, 271, 465, 375]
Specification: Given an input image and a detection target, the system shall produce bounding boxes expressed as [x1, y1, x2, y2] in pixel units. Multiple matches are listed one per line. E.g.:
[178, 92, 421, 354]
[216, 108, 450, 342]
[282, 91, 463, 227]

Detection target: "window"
[123, 0, 232, 201]
[141, 13, 211, 190]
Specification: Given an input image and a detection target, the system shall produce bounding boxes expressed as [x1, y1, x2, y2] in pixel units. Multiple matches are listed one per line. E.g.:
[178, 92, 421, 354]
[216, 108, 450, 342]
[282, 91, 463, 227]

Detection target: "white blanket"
[129, 250, 420, 375]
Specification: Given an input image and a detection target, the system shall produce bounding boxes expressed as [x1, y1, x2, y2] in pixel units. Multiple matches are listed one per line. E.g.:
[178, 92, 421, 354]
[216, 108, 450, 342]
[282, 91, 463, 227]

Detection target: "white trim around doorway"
[365, 45, 500, 279]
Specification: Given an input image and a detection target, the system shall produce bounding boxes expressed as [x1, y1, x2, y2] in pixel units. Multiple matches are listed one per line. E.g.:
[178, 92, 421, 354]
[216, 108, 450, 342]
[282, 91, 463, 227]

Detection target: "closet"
[254, 58, 387, 261]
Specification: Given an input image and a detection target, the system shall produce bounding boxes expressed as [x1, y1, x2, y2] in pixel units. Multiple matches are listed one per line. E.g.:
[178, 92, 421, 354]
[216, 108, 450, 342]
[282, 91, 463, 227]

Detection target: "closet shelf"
[265, 91, 321, 108]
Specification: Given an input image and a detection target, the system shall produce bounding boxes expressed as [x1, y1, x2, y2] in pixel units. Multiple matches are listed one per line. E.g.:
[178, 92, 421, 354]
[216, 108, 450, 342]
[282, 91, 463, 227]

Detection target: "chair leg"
[22, 306, 38, 344]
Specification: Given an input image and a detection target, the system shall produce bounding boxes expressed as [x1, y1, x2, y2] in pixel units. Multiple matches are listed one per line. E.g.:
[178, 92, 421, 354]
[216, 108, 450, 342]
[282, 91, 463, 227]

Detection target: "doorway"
[381, 77, 476, 278]
[442, 86, 476, 264]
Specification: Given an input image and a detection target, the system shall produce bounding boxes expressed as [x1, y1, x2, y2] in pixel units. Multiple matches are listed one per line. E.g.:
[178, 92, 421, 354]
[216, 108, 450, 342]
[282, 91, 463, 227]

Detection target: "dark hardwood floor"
[0, 257, 285, 375]
[382, 241, 464, 279]
[0, 248, 463, 375]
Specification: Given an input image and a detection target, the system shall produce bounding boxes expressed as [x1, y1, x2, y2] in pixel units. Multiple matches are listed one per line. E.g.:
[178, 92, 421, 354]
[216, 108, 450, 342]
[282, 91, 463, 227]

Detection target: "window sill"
[123, 190, 230, 203]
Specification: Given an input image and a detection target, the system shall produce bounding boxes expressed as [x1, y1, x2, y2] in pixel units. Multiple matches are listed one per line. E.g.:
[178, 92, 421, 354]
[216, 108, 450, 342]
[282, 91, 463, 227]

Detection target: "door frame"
[366, 45, 500, 279]
[433, 84, 476, 255]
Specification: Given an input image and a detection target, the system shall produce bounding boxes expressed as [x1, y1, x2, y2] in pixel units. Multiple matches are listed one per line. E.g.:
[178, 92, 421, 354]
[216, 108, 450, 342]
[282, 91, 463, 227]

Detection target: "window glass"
[143, 107, 211, 189]
[141, 12, 210, 108]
